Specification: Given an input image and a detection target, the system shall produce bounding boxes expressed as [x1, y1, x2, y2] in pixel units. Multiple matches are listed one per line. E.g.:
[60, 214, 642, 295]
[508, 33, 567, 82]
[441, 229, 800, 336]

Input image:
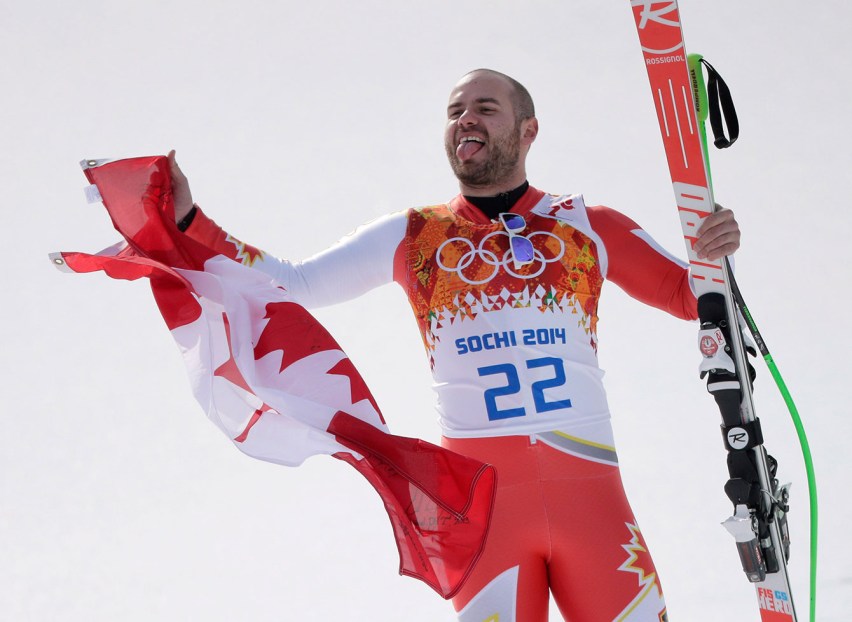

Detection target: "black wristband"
[177, 205, 198, 232]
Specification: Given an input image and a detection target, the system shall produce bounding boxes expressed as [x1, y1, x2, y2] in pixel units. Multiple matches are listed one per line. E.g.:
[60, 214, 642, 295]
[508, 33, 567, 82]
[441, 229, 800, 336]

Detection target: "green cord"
[737, 292, 818, 622]
[688, 53, 818, 622]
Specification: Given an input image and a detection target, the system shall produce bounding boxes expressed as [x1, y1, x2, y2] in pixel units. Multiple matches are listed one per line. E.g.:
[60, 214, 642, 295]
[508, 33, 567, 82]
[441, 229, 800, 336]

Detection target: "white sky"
[3, 1, 850, 620]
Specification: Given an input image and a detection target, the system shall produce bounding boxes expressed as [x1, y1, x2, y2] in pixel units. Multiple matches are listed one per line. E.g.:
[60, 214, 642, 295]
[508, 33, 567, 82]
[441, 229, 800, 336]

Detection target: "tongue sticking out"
[456, 140, 485, 162]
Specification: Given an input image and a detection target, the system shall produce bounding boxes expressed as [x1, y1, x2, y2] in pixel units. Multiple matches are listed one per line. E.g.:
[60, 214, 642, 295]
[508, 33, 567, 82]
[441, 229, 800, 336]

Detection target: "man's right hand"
[168, 149, 194, 223]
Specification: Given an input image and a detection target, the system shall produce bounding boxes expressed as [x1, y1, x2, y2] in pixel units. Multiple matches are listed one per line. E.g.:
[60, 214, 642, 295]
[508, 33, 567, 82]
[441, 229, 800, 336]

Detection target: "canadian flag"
[51, 155, 495, 599]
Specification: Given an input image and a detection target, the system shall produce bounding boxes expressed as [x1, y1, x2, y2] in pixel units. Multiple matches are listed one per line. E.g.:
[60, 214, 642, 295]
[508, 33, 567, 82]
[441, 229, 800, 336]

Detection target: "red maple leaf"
[238, 243, 265, 266]
[327, 358, 384, 424]
[619, 523, 662, 594]
[254, 301, 341, 372]
[225, 233, 266, 267]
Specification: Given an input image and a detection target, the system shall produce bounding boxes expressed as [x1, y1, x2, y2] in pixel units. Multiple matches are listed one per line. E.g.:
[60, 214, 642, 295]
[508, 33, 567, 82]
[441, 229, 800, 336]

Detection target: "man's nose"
[458, 109, 478, 126]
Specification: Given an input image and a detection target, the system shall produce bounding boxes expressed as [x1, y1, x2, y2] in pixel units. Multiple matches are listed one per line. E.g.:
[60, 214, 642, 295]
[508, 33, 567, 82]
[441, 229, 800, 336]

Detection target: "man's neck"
[457, 169, 528, 197]
[463, 181, 530, 221]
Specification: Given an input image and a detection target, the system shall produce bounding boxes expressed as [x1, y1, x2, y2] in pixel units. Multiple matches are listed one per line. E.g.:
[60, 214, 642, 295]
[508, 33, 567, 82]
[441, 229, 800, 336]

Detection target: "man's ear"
[521, 117, 539, 145]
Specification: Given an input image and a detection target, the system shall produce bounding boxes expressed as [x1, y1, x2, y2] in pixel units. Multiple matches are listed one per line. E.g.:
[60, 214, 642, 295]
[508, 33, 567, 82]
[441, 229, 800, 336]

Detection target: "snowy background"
[3, 1, 849, 620]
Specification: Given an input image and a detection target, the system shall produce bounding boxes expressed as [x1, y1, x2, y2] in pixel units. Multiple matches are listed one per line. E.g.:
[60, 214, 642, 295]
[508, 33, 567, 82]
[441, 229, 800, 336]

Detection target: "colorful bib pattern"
[400, 195, 611, 438]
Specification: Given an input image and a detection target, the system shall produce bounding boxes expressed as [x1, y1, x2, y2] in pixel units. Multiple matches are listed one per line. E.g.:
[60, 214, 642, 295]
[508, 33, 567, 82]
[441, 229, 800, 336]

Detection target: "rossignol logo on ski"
[726, 427, 749, 450]
[631, 1, 684, 57]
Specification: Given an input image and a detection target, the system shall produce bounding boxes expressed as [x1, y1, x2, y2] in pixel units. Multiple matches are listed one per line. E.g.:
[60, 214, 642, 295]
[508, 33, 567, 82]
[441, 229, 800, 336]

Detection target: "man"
[169, 69, 739, 622]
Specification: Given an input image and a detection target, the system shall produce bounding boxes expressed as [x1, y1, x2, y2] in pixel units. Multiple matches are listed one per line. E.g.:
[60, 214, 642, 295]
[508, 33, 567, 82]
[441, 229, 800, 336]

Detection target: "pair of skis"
[629, 2, 817, 621]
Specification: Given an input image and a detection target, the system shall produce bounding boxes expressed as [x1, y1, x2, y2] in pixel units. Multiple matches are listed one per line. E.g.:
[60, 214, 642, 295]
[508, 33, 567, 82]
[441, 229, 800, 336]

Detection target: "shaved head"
[461, 69, 536, 122]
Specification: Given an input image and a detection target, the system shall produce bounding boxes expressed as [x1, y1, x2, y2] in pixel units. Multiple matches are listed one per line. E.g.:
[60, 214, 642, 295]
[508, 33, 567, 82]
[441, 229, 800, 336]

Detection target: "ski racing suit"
[185, 185, 697, 622]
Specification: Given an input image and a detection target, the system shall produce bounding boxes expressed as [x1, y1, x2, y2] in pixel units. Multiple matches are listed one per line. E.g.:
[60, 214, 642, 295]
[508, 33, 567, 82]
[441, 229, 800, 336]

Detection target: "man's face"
[444, 72, 525, 189]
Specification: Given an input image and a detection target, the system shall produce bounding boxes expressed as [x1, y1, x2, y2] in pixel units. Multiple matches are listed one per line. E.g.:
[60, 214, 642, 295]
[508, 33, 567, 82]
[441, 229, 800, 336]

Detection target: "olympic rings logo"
[436, 230, 565, 285]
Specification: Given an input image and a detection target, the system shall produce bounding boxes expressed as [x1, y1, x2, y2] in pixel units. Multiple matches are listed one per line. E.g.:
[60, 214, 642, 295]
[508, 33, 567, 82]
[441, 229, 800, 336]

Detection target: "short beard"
[446, 120, 522, 189]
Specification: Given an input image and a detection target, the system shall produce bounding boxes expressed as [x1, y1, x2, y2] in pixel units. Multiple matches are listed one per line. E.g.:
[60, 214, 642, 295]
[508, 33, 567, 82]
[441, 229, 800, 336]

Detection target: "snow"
[2, 1, 850, 620]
